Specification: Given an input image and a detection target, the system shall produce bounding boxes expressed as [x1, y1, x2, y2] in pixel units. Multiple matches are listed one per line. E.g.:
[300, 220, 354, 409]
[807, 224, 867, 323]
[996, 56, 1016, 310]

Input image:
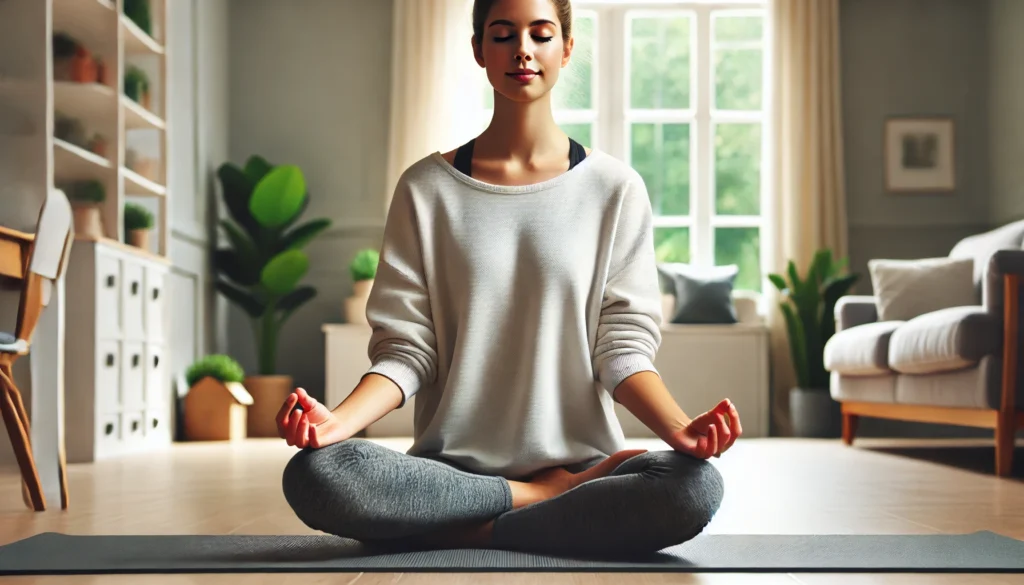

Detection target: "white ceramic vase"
[344, 279, 373, 325]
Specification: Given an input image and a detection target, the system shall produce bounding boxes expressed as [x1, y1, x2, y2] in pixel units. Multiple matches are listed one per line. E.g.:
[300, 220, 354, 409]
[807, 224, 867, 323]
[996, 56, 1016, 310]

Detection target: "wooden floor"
[2, 436, 1024, 584]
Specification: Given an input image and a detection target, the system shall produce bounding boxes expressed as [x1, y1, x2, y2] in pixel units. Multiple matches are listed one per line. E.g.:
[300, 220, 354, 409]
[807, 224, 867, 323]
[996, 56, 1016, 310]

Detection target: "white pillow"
[868, 257, 977, 322]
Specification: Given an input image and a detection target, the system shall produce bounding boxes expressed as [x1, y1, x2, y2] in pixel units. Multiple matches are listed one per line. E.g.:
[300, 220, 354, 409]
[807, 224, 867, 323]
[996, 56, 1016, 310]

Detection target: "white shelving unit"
[0, 0, 173, 462]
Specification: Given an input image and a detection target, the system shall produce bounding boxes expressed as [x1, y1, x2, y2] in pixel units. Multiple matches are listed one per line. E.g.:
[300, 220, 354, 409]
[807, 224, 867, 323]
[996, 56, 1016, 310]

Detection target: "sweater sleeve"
[362, 181, 438, 408]
[592, 173, 664, 398]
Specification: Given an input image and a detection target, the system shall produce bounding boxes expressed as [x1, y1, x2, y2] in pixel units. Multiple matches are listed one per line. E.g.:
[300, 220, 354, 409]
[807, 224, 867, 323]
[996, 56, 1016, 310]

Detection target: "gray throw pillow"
[657, 263, 739, 324]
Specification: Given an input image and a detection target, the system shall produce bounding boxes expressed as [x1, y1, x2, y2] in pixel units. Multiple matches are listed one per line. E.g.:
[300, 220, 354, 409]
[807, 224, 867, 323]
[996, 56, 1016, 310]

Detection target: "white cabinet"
[323, 321, 770, 440]
[65, 240, 173, 462]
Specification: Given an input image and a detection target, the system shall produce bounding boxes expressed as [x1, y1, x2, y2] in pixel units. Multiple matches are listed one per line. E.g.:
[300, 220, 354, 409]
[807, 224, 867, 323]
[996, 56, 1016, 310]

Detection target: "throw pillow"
[867, 257, 977, 322]
[657, 263, 739, 324]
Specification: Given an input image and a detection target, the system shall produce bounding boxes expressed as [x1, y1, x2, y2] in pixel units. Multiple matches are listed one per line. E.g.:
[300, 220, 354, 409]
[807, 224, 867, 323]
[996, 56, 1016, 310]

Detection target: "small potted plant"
[124, 65, 150, 109]
[183, 354, 253, 441]
[124, 0, 154, 36]
[123, 202, 154, 249]
[345, 248, 379, 325]
[62, 180, 105, 239]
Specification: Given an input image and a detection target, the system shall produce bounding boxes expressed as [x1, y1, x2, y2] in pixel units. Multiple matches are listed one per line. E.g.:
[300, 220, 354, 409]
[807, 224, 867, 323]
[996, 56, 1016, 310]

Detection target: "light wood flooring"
[2, 436, 1024, 584]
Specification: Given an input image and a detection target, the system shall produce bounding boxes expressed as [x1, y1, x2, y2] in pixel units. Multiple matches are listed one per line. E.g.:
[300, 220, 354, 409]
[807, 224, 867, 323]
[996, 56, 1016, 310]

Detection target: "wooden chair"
[0, 188, 73, 511]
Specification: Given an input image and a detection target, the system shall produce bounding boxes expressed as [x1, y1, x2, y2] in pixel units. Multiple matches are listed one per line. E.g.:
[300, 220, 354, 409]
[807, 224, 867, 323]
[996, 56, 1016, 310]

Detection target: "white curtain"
[384, 0, 482, 213]
[765, 0, 849, 435]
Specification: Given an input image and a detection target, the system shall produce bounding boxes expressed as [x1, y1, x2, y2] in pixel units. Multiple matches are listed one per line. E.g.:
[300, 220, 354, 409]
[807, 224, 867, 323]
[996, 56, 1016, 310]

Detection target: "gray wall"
[989, 0, 1024, 226]
[226, 0, 393, 402]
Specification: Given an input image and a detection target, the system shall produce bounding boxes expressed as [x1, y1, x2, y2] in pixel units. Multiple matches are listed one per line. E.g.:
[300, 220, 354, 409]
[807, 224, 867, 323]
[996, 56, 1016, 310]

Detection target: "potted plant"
[52, 33, 78, 82]
[768, 249, 858, 438]
[345, 248, 379, 324]
[183, 355, 253, 442]
[62, 180, 105, 239]
[214, 155, 332, 436]
[124, 0, 153, 36]
[124, 202, 153, 249]
[124, 66, 150, 109]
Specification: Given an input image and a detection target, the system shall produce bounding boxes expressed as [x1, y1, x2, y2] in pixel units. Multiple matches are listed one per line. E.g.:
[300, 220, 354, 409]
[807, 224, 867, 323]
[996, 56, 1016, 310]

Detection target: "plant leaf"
[277, 218, 332, 253]
[220, 218, 261, 270]
[215, 280, 265, 318]
[216, 163, 259, 235]
[278, 286, 316, 312]
[768, 273, 787, 292]
[781, 303, 809, 388]
[250, 165, 307, 229]
[244, 155, 273, 184]
[215, 248, 260, 287]
[261, 249, 309, 296]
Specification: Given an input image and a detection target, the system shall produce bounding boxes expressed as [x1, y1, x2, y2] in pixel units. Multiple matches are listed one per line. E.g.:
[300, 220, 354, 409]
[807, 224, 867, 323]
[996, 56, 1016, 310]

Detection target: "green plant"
[768, 249, 858, 390]
[350, 248, 379, 282]
[123, 0, 153, 35]
[63, 180, 105, 204]
[185, 354, 245, 388]
[123, 202, 153, 231]
[124, 66, 148, 102]
[52, 33, 78, 59]
[214, 155, 332, 376]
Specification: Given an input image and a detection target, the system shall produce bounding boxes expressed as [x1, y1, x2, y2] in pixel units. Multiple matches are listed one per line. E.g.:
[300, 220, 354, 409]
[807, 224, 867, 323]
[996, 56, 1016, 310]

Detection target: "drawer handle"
[132, 354, 140, 368]
[131, 281, 139, 295]
[132, 420, 139, 432]
[151, 418, 159, 429]
[106, 275, 116, 288]
[153, 288, 160, 300]
[153, 355, 160, 368]
[106, 354, 115, 367]
[105, 423, 114, 436]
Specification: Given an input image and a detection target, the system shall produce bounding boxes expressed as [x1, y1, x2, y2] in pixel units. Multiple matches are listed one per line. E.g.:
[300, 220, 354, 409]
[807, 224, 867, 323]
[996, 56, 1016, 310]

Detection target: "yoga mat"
[1, 531, 1023, 574]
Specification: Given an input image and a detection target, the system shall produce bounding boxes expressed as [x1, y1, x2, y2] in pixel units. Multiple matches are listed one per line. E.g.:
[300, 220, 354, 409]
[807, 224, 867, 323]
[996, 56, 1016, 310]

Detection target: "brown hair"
[473, 0, 572, 45]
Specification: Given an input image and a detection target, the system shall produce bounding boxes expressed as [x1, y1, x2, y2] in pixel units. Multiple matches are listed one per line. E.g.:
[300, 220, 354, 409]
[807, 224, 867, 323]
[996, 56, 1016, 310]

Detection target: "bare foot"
[529, 449, 647, 501]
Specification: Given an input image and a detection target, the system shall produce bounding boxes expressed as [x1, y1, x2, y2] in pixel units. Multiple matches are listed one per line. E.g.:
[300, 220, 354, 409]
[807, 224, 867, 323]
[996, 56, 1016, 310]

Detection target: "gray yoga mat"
[1, 531, 1023, 574]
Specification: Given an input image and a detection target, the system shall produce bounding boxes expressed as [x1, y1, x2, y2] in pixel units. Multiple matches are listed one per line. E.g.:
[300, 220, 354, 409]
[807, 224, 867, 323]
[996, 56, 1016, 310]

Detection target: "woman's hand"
[276, 388, 348, 449]
[668, 398, 742, 459]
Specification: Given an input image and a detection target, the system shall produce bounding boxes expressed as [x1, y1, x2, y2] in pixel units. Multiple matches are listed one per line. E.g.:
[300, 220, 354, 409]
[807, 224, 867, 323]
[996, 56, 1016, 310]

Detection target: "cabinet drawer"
[121, 342, 145, 411]
[96, 255, 121, 339]
[145, 267, 166, 342]
[96, 340, 122, 414]
[97, 413, 121, 452]
[144, 409, 169, 441]
[145, 344, 167, 410]
[122, 261, 145, 340]
[124, 412, 145, 442]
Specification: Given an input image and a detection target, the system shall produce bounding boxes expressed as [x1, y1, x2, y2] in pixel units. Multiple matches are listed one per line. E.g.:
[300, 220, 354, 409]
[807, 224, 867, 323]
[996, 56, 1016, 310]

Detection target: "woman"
[278, 0, 742, 557]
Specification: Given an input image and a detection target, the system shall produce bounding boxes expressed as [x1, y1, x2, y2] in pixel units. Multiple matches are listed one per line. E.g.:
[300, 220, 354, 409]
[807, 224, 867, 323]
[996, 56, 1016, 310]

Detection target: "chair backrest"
[13, 189, 73, 345]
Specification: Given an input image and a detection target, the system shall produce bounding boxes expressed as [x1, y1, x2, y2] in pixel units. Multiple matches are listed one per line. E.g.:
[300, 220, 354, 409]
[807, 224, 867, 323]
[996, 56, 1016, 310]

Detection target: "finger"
[729, 403, 743, 437]
[714, 412, 731, 449]
[309, 423, 320, 449]
[276, 393, 298, 436]
[296, 388, 320, 412]
[706, 424, 718, 459]
[288, 407, 303, 445]
[297, 415, 310, 449]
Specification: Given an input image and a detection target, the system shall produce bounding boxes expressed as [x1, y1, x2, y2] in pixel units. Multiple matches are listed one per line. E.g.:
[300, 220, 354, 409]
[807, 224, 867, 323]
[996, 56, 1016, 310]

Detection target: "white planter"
[344, 279, 373, 325]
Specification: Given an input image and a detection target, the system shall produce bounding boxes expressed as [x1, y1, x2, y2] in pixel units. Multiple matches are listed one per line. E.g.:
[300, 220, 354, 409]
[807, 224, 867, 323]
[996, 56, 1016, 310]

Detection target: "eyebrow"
[488, 19, 556, 28]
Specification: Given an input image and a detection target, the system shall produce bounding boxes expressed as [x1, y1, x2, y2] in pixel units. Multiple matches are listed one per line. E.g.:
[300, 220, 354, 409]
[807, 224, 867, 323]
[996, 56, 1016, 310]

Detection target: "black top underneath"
[453, 137, 587, 178]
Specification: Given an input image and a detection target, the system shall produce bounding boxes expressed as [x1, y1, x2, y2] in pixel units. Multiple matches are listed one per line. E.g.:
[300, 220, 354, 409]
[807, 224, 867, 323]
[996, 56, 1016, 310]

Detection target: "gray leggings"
[282, 438, 724, 557]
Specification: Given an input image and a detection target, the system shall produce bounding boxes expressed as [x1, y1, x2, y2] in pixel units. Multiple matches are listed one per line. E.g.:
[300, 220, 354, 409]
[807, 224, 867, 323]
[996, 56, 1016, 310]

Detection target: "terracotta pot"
[345, 279, 373, 325]
[72, 204, 104, 239]
[244, 375, 293, 438]
[142, 91, 151, 111]
[128, 228, 150, 250]
[70, 48, 96, 83]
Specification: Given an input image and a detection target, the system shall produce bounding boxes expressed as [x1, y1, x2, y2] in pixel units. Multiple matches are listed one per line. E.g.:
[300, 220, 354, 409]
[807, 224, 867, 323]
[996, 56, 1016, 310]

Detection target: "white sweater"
[362, 149, 664, 479]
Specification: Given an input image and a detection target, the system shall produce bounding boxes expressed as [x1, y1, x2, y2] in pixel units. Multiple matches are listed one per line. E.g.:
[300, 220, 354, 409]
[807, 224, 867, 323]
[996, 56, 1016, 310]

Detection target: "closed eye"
[494, 35, 554, 43]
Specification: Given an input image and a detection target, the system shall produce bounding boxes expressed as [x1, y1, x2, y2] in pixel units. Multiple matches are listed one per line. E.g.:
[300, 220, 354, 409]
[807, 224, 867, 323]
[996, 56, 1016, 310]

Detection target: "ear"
[561, 35, 574, 68]
[472, 35, 485, 68]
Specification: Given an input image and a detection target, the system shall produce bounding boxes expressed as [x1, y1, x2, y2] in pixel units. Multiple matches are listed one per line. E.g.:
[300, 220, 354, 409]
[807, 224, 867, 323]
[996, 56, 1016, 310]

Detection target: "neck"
[476, 91, 566, 163]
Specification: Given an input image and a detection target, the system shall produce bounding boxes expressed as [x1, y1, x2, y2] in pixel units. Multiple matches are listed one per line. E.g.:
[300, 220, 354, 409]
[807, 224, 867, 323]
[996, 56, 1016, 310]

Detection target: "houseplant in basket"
[124, 202, 153, 249]
[214, 155, 332, 436]
[768, 249, 858, 438]
[183, 354, 253, 442]
[344, 248, 378, 325]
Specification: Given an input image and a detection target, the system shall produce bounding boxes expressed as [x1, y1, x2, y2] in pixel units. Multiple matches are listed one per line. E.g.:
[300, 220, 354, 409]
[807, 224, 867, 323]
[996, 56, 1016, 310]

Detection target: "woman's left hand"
[667, 398, 742, 459]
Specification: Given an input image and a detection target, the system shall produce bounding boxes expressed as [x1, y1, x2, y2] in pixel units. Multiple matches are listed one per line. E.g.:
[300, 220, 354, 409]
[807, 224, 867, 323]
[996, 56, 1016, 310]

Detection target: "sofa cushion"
[657, 263, 738, 324]
[868, 257, 977, 321]
[888, 306, 1000, 375]
[948, 218, 1024, 292]
[824, 321, 903, 376]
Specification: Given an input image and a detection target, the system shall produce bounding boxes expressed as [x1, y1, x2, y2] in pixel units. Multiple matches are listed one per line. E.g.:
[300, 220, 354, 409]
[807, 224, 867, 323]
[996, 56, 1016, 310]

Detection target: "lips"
[507, 70, 539, 83]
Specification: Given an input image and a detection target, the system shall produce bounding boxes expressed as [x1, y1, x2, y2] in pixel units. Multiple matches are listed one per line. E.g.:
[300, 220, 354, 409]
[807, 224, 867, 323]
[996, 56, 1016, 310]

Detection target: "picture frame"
[884, 117, 956, 192]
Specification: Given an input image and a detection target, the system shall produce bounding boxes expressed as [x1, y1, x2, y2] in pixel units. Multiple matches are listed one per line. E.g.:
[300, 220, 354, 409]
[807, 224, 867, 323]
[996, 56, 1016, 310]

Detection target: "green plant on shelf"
[350, 248, 379, 282]
[124, 65, 149, 104]
[185, 354, 245, 388]
[123, 202, 153, 232]
[124, 0, 153, 36]
[61, 180, 105, 204]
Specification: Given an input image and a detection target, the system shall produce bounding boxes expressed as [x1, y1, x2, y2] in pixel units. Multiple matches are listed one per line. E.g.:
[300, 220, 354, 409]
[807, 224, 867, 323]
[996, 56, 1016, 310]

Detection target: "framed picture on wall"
[884, 117, 956, 192]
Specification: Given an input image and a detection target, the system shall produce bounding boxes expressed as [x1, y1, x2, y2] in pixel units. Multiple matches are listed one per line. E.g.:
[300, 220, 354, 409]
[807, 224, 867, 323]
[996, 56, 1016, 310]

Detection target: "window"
[476, 1, 768, 292]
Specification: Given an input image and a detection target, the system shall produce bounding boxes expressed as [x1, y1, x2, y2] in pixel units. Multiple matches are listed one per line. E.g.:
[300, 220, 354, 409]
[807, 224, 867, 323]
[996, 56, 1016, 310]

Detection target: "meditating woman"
[278, 0, 742, 557]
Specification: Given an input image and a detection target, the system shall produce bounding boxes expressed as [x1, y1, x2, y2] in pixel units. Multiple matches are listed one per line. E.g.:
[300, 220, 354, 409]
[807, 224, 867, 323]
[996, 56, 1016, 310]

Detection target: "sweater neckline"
[430, 148, 602, 194]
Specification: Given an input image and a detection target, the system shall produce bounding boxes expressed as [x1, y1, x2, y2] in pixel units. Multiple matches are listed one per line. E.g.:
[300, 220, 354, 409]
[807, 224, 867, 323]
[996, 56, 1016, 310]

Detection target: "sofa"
[824, 220, 1024, 477]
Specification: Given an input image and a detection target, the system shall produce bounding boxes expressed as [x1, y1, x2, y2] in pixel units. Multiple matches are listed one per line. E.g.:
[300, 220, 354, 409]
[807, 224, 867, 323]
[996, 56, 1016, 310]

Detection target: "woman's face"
[474, 0, 573, 104]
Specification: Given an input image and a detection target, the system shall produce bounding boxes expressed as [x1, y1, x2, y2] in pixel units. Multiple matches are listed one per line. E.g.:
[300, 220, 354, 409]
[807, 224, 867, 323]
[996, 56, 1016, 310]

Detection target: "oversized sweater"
[362, 148, 664, 480]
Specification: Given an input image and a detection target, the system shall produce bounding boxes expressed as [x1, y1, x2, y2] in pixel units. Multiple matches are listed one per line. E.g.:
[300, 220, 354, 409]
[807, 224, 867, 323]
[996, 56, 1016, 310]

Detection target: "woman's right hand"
[276, 387, 348, 449]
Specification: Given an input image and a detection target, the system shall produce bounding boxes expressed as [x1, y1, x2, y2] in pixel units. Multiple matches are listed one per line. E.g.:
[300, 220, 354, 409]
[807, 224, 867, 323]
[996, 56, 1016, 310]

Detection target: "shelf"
[122, 167, 166, 196]
[54, 137, 112, 179]
[77, 236, 171, 265]
[52, 0, 116, 43]
[54, 81, 116, 122]
[121, 14, 164, 55]
[122, 96, 165, 130]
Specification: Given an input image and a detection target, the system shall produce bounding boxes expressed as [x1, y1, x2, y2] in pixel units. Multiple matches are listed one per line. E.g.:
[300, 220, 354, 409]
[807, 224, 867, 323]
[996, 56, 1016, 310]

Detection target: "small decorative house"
[184, 377, 254, 441]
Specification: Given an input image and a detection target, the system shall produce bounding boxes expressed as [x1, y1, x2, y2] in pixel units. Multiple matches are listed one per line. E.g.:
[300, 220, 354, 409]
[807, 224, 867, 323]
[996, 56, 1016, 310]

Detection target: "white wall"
[989, 0, 1024, 226]
[226, 0, 394, 403]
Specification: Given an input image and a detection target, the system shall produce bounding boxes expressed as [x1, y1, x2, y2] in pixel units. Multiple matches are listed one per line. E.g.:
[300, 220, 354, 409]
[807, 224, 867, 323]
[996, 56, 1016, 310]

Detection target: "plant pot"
[789, 387, 842, 438]
[244, 375, 293, 437]
[128, 228, 150, 250]
[72, 204, 104, 239]
[344, 279, 373, 325]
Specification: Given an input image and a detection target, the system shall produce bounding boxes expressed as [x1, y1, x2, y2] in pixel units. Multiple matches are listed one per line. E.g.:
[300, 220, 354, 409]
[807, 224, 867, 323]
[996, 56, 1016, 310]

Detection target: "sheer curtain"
[384, 0, 482, 212]
[765, 0, 849, 435]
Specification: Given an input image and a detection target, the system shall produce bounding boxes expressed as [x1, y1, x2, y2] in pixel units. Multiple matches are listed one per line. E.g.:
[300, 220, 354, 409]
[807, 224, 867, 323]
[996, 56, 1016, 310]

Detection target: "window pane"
[631, 123, 689, 216]
[655, 227, 690, 263]
[715, 227, 761, 291]
[715, 48, 762, 110]
[714, 15, 762, 42]
[715, 123, 761, 215]
[630, 16, 690, 109]
[560, 123, 592, 148]
[552, 15, 594, 110]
